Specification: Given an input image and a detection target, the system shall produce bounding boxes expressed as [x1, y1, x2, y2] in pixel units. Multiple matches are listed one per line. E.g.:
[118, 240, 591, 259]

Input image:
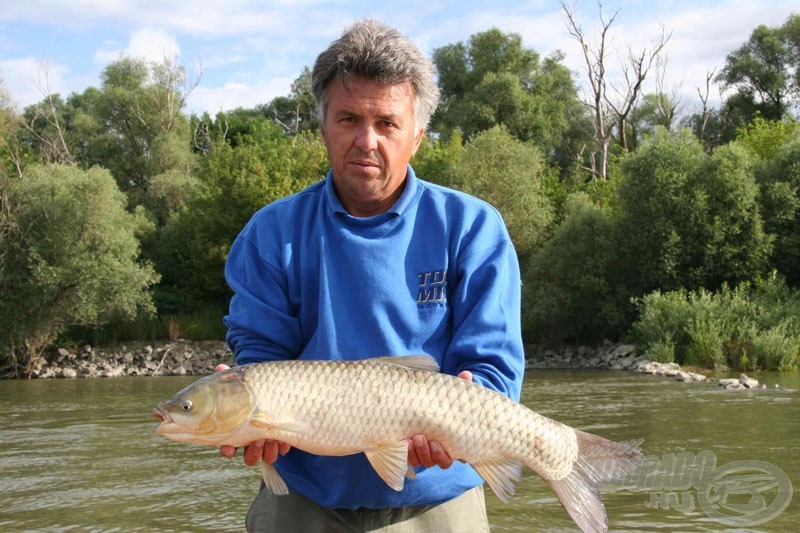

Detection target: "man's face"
[321, 76, 424, 217]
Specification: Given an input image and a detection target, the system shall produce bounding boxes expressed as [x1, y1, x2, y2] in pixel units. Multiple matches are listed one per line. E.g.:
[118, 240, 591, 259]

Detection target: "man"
[222, 18, 525, 532]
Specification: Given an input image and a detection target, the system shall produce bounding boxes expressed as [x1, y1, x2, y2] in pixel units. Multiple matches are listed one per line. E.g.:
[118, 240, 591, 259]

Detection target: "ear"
[411, 128, 425, 156]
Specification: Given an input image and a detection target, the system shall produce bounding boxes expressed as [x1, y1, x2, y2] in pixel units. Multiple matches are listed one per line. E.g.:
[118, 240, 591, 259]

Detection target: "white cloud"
[94, 28, 181, 65]
[0, 57, 70, 110]
[186, 77, 294, 115]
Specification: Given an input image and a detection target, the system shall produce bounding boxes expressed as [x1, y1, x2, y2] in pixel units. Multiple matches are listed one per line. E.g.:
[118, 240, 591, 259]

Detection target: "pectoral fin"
[261, 461, 289, 495]
[471, 459, 524, 503]
[364, 441, 412, 492]
[249, 413, 312, 435]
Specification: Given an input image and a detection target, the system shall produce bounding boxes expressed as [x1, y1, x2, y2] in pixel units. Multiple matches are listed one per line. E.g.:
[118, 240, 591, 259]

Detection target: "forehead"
[326, 77, 415, 115]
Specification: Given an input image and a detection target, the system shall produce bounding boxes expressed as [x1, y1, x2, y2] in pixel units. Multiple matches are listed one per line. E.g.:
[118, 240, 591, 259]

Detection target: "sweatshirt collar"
[325, 165, 420, 218]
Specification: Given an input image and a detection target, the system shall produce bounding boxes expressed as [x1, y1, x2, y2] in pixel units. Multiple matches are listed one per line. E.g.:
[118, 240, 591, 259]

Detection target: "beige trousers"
[245, 485, 490, 533]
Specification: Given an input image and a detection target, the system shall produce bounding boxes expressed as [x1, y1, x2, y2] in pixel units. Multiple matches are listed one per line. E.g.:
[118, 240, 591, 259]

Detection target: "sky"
[0, 1, 797, 117]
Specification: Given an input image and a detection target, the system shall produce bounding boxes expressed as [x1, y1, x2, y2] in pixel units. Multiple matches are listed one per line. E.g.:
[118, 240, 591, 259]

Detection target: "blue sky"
[1, 1, 796, 116]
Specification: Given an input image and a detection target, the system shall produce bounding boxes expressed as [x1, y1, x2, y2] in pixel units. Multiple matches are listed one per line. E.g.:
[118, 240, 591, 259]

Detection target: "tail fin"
[546, 429, 643, 533]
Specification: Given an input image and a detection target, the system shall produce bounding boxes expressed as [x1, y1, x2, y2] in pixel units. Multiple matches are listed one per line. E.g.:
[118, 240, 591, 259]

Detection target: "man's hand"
[215, 363, 291, 465]
[407, 369, 472, 470]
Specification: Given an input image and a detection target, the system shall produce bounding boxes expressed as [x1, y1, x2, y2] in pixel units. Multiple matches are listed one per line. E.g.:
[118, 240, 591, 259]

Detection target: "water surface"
[1, 370, 797, 531]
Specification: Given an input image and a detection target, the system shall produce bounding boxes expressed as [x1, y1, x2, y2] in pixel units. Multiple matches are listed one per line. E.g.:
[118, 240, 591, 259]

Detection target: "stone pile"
[718, 373, 774, 390]
[526, 340, 708, 384]
[28, 340, 231, 379]
[24, 340, 779, 392]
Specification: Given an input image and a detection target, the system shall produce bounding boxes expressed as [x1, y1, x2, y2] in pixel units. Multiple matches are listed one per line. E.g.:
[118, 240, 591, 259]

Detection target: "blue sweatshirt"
[224, 165, 524, 509]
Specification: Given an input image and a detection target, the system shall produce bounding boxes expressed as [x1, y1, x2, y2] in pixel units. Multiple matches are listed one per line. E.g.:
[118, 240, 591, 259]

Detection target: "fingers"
[457, 370, 473, 382]
[243, 440, 265, 466]
[220, 444, 237, 458]
[227, 440, 290, 466]
[215, 363, 231, 373]
[429, 440, 454, 469]
[407, 434, 454, 469]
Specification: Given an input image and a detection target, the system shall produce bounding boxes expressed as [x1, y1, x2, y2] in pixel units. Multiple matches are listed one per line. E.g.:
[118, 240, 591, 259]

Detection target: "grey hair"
[311, 18, 440, 130]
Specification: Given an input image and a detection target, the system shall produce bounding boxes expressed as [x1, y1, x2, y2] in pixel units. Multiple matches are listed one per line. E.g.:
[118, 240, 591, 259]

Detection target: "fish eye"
[181, 400, 193, 412]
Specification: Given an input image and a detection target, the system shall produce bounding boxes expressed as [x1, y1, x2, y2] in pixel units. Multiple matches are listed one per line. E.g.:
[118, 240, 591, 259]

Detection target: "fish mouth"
[151, 406, 172, 424]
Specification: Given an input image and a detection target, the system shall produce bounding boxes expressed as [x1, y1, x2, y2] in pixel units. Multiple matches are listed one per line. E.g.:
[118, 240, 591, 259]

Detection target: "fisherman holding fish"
[220, 17, 525, 532]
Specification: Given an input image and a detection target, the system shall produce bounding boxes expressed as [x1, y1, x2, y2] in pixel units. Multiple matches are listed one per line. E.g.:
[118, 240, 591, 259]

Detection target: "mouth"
[347, 157, 380, 169]
[151, 407, 171, 424]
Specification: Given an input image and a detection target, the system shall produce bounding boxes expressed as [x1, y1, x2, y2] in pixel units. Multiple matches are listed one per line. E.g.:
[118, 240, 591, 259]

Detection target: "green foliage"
[19, 57, 196, 221]
[449, 126, 553, 260]
[431, 29, 589, 174]
[259, 67, 317, 134]
[522, 193, 626, 342]
[0, 164, 159, 376]
[156, 122, 328, 308]
[716, 15, 799, 121]
[737, 116, 797, 160]
[754, 128, 800, 285]
[411, 132, 464, 186]
[617, 128, 771, 296]
[633, 275, 800, 370]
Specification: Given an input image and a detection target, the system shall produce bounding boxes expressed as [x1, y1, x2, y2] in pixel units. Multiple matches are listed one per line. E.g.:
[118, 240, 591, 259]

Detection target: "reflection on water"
[1, 370, 797, 532]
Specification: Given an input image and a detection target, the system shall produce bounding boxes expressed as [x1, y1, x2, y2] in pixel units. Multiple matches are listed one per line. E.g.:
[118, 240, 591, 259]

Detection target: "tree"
[523, 193, 626, 342]
[754, 125, 800, 286]
[157, 120, 328, 309]
[18, 57, 199, 219]
[261, 67, 317, 135]
[0, 77, 21, 177]
[0, 165, 158, 376]
[617, 128, 771, 296]
[562, 1, 671, 179]
[716, 15, 800, 121]
[449, 126, 553, 261]
[431, 29, 587, 173]
[411, 132, 463, 186]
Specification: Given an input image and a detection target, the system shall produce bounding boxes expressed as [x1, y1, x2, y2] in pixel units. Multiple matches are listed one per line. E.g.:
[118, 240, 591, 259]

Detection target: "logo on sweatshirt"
[416, 270, 447, 304]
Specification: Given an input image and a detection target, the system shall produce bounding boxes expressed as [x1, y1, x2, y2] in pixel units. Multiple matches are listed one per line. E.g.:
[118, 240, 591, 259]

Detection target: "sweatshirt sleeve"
[224, 230, 304, 365]
[445, 218, 525, 402]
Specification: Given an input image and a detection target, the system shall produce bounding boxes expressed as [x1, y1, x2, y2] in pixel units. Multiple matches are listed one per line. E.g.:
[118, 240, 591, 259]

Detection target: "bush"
[450, 126, 554, 261]
[0, 164, 159, 376]
[632, 274, 800, 370]
[522, 193, 627, 342]
[618, 128, 771, 296]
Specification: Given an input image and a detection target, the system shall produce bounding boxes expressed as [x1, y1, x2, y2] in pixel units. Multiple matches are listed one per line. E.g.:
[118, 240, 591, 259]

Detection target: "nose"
[355, 125, 378, 152]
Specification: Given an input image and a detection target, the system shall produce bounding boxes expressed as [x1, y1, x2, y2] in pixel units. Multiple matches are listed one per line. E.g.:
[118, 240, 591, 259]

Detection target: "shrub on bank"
[632, 273, 800, 371]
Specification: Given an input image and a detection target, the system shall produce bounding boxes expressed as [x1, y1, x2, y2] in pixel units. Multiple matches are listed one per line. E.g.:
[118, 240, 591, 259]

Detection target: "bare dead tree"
[562, 1, 671, 179]
[18, 62, 75, 165]
[653, 56, 681, 127]
[608, 24, 671, 151]
[192, 110, 229, 155]
[563, 1, 618, 180]
[142, 56, 203, 134]
[696, 68, 717, 147]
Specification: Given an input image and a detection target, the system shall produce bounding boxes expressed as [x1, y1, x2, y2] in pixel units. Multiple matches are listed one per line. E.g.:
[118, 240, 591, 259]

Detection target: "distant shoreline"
[11, 339, 780, 390]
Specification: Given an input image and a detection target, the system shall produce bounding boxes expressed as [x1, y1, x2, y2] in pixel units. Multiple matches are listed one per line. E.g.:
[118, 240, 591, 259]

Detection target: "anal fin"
[261, 462, 289, 495]
[471, 459, 524, 503]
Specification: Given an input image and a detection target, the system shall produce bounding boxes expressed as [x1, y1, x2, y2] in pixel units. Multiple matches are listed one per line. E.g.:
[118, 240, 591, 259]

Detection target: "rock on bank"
[28, 340, 232, 379]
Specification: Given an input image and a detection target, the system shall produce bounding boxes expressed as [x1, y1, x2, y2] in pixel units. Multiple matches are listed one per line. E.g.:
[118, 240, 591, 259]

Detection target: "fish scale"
[154, 355, 644, 533]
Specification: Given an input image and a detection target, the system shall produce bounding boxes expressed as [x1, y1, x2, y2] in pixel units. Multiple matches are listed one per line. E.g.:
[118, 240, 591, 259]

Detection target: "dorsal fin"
[366, 355, 440, 372]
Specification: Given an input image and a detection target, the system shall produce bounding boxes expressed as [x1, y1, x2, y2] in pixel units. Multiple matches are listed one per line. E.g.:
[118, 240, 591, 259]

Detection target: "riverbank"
[21, 339, 780, 389]
[26, 340, 231, 379]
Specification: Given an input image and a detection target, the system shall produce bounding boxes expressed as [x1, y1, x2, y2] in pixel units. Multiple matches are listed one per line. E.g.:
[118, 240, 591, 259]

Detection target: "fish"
[152, 355, 643, 533]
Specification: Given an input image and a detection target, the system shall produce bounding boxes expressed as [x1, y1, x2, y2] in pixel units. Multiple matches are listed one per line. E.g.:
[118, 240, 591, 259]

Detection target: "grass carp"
[152, 355, 643, 532]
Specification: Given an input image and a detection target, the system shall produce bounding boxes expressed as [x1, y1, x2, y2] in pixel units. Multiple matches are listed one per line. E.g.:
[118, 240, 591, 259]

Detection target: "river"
[1, 369, 797, 532]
